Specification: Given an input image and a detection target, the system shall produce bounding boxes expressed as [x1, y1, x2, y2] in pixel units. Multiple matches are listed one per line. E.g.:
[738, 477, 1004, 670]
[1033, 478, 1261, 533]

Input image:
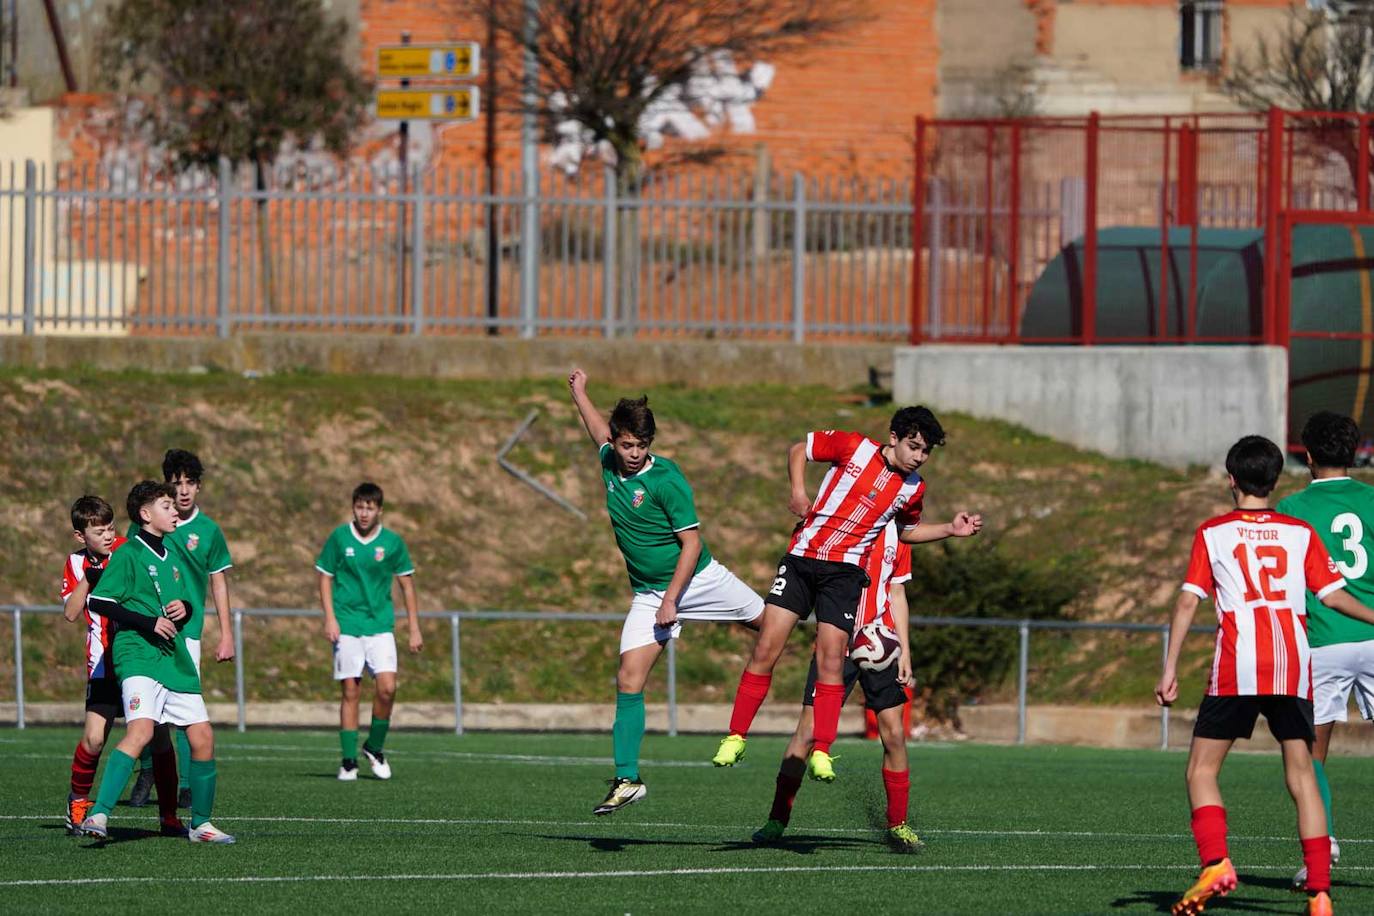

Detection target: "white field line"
[0, 812, 1369, 846]
[0, 745, 715, 767]
[6, 862, 1374, 889]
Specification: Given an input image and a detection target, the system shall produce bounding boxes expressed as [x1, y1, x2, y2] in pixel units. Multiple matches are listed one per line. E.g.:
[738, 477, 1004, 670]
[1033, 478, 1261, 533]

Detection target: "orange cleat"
[1307, 891, 1333, 916]
[1172, 858, 1238, 916]
[65, 796, 93, 836]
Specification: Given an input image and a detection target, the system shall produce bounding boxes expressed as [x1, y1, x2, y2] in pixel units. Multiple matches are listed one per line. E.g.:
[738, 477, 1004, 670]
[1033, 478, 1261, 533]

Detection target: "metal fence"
[0, 160, 915, 341]
[2, 604, 1208, 749]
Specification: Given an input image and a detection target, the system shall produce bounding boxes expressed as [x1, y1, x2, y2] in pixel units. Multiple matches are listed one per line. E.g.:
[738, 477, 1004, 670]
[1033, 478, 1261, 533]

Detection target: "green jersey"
[315, 523, 414, 637]
[90, 533, 201, 693]
[1277, 476, 1374, 647]
[599, 443, 713, 593]
[130, 507, 232, 639]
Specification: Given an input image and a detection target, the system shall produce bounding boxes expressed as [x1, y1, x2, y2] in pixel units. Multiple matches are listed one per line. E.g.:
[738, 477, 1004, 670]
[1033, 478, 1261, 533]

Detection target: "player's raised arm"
[569, 368, 612, 448]
[1155, 590, 1201, 707]
[898, 511, 983, 544]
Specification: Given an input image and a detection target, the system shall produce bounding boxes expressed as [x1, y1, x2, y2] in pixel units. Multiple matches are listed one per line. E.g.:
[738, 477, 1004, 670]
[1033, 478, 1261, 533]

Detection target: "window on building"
[1180, 1, 1224, 70]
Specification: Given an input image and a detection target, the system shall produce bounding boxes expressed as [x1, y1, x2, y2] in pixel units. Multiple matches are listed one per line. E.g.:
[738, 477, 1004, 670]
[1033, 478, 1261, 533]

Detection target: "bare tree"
[1223, 3, 1374, 191]
[100, 0, 370, 311]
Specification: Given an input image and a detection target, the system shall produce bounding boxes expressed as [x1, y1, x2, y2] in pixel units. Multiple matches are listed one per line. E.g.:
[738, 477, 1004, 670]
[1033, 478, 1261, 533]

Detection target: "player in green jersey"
[80, 481, 234, 843]
[1277, 412, 1374, 888]
[127, 449, 235, 809]
[317, 482, 421, 781]
[569, 368, 764, 816]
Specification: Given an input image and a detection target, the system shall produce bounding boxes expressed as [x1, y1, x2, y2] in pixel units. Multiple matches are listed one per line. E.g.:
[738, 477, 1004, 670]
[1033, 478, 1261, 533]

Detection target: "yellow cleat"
[887, 822, 924, 853]
[712, 734, 747, 767]
[1171, 858, 1237, 916]
[1307, 891, 1333, 916]
[806, 749, 837, 783]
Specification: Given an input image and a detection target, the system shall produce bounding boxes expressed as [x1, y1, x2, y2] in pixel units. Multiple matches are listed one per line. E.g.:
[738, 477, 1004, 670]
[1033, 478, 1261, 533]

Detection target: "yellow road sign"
[377, 43, 480, 79]
[376, 87, 480, 121]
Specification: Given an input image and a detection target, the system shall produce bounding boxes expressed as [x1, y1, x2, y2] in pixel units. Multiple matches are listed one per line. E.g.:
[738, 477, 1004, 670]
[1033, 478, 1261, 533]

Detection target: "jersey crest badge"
[375, 547, 387, 562]
[631, 488, 646, 508]
[129, 695, 141, 712]
[173, 567, 181, 582]
[186, 533, 200, 552]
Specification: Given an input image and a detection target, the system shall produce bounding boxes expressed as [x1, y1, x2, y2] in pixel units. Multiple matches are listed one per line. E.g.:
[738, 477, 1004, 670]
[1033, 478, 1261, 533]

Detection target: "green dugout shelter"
[1021, 226, 1374, 445]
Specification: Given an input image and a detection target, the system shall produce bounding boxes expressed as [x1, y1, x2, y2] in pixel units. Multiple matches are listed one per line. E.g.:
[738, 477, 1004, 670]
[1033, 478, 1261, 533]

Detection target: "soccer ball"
[850, 621, 901, 672]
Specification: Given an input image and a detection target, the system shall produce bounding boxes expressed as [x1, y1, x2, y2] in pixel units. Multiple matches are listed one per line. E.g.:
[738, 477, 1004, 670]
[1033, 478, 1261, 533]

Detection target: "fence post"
[451, 613, 464, 736]
[603, 165, 617, 339]
[1083, 112, 1100, 345]
[929, 179, 944, 340]
[1160, 625, 1170, 751]
[233, 610, 245, 732]
[1016, 621, 1029, 745]
[911, 115, 925, 345]
[13, 608, 24, 729]
[791, 173, 806, 344]
[411, 167, 425, 336]
[217, 157, 232, 339]
[519, 158, 539, 339]
[21, 160, 36, 336]
[666, 636, 678, 737]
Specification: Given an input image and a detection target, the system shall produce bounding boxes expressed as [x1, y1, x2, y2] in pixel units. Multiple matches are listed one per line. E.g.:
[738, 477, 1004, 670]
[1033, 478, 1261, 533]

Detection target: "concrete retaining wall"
[0, 334, 894, 391]
[893, 345, 1288, 467]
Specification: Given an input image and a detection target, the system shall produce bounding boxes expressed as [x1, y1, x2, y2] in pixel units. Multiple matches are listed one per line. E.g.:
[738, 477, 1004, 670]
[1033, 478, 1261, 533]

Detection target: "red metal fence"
[909, 109, 1374, 350]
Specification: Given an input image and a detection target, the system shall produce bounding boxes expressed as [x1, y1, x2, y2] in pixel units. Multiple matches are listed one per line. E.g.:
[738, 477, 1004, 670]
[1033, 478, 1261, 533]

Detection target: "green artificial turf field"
[2, 728, 1371, 914]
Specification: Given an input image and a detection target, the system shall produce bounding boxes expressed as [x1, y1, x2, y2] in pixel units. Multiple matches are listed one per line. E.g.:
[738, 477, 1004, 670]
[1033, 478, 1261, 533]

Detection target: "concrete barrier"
[893, 344, 1288, 467]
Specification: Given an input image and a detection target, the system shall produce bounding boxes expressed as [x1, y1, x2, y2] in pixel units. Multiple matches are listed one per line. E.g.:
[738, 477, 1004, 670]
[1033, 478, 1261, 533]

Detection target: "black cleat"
[177, 788, 192, 809]
[127, 768, 155, 808]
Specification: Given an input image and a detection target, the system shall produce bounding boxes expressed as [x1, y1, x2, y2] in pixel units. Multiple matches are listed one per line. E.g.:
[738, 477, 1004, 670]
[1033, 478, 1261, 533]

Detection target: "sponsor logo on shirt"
[345, 547, 355, 557]
[147, 565, 158, 578]
[607, 480, 615, 492]
[375, 547, 387, 562]
[631, 488, 646, 508]
[1330, 557, 1340, 574]
[186, 533, 200, 552]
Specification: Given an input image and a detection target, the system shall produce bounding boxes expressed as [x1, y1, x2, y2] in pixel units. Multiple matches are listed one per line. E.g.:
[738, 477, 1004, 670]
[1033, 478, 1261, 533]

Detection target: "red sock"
[882, 767, 910, 828]
[1190, 805, 1229, 866]
[768, 771, 804, 825]
[1302, 835, 1332, 893]
[863, 708, 879, 740]
[153, 746, 179, 821]
[811, 682, 846, 754]
[902, 687, 914, 735]
[727, 671, 772, 738]
[70, 742, 99, 798]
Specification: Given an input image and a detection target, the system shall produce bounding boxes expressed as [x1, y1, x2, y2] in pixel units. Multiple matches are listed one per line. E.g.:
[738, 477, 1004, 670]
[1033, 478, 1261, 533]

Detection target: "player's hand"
[1154, 671, 1178, 707]
[656, 596, 678, 629]
[151, 617, 177, 640]
[787, 490, 811, 518]
[569, 368, 588, 396]
[162, 600, 188, 622]
[215, 634, 235, 662]
[896, 651, 913, 687]
[408, 626, 424, 654]
[950, 512, 983, 538]
[324, 617, 341, 643]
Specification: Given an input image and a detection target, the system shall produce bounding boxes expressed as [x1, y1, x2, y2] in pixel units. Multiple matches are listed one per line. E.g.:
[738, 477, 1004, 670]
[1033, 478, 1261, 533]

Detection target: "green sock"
[189, 758, 216, 829]
[175, 728, 191, 790]
[1314, 758, 1335, 835]
[364, 717, 390, 755]
[612, 691, 646, 780]
[92, 749, 136, 817]
[340, 729, 358, 761]
[139, 745, 153, 770]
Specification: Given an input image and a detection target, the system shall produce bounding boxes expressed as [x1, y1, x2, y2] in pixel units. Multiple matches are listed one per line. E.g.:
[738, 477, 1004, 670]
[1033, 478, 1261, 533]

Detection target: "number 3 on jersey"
[1232, 542, 1288, 603]
[1332, 512, 1369, 580]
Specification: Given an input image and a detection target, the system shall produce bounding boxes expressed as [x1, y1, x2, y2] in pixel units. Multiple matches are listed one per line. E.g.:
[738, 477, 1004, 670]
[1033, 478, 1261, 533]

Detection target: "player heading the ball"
[1156, 435, 1374, 916]
[713, 407, 981, 783]
[569, 368, 763, 816]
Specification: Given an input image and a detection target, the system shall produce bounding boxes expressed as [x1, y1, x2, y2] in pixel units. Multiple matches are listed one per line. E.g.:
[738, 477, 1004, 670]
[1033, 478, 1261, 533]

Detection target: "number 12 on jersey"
[1232, 542, 1288, 604]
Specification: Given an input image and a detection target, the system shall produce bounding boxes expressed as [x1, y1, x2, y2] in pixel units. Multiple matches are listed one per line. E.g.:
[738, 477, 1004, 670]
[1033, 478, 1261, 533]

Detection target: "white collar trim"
[617, 455, 656, 481]
[351, 522, 383, 544]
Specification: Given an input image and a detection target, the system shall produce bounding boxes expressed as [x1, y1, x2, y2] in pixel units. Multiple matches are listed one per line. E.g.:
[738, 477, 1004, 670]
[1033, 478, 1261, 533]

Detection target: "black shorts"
[768, 553, 869, 635]
[802, 655, 908, 713]
[85, 676, 123, 720]
[1193, 695, 1314, 743]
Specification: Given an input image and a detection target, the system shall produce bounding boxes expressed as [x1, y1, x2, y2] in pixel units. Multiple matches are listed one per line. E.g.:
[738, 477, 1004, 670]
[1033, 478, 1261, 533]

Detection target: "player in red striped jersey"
[752, 521, 924, 851]
[713, 406, 982, 781]
[1156, 436, 1374, 916]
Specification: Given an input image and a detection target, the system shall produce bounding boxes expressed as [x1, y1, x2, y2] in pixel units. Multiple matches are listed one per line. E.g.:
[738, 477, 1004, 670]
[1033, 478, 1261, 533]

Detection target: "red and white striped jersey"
[60, 536, 127, 680]
[788, 430, 925, 567]
[1182, 510, 1345, 699]
[854, 521, 913, 630]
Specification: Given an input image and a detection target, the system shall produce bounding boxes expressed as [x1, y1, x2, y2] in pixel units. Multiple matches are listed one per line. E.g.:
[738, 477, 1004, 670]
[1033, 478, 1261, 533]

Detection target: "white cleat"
[362, 746, 392, 780]
[1293, 837, 1341, 889]
[188, 821, 236, 844]
[79, 812, 108, 839]
[338, 760, 358, 781]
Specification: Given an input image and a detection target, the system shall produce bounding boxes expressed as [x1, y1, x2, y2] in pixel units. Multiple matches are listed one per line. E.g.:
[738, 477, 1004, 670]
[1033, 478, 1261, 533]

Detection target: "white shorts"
[1312, 641, 1374, 725]
[121, 675, 209, 727]
[334, 632, 398, 680]
[620, 559, 764, 654]
[186, 637, 201, 676]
